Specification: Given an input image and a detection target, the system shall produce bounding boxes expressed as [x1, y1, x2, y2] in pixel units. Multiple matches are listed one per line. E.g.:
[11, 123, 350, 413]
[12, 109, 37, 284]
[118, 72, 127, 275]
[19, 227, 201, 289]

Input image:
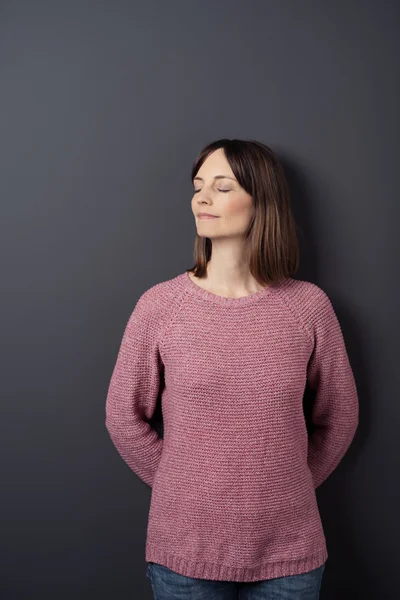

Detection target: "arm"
[105, 291, 164, 488]
[306, 289, 359, 489]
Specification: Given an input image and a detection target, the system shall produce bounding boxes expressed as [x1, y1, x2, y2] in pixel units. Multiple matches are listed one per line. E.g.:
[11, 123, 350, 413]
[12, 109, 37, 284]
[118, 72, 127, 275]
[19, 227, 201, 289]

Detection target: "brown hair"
[187, 138, 300, 285]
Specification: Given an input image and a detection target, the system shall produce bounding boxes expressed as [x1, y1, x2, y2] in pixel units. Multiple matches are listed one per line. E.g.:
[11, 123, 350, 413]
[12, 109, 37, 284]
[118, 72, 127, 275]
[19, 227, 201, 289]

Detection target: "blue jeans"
[146, 561, 326, 599]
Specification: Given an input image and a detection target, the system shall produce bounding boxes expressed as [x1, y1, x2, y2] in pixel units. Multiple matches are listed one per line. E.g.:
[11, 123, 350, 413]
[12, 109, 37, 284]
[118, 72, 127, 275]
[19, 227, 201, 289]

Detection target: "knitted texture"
[105, 271, 359, 582]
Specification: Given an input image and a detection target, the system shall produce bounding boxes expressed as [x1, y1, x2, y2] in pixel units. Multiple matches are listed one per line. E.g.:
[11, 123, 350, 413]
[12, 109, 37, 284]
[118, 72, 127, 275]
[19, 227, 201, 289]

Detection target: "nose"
[196, 189, 212, 204]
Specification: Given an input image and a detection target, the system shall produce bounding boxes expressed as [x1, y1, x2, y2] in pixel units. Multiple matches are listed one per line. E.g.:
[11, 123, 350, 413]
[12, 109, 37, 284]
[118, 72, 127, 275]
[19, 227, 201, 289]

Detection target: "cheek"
[224, 196, 253, 218]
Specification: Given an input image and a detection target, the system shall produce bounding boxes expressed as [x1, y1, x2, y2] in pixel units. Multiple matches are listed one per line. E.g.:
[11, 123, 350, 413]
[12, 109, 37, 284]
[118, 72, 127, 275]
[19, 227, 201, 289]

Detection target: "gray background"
[1, 1, 398, 598]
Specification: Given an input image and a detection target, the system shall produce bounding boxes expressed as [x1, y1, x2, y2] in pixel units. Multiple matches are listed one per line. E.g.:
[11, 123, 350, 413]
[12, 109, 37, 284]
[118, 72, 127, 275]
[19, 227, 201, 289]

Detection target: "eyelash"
[193, 189, 230, 194]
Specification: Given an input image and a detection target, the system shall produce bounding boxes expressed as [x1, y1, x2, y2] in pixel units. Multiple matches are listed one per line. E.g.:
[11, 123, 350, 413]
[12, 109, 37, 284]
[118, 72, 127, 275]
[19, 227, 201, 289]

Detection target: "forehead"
[194, 149, 236, 180]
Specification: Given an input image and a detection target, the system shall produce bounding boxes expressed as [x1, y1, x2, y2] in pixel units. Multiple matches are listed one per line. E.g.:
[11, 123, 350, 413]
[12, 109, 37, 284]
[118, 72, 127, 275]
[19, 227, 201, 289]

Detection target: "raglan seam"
[275, 286, 315, 352]
[158, 282, 193, 357]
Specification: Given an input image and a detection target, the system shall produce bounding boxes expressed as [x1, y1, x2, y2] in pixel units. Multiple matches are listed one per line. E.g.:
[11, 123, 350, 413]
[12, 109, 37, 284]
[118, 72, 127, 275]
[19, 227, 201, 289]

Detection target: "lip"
[197, 213, 219, 219]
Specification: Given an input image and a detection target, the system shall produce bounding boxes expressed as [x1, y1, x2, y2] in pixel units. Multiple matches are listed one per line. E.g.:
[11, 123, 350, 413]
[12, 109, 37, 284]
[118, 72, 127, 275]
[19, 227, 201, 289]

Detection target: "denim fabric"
[146, 561, 326, 599]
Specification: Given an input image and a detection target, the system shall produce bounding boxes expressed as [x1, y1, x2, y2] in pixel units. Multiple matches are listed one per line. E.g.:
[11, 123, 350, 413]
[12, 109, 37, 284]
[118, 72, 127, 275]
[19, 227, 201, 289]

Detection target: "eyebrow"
[193, 175, 236, 182]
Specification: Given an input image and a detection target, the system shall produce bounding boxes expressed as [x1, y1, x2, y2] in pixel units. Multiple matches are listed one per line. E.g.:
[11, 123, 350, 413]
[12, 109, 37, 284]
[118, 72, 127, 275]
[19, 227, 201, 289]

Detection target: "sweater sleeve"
[306, 289, 359, 490]
[105, 291, 164, 488]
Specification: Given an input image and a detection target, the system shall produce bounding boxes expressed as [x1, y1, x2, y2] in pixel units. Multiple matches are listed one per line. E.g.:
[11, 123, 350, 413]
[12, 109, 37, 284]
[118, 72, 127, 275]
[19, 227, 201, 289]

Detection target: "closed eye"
[193, 189, 230, 193]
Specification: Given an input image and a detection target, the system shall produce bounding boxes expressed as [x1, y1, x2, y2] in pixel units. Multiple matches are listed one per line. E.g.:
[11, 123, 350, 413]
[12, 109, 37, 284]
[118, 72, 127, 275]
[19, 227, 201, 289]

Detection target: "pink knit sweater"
[105, 271, 359, 582]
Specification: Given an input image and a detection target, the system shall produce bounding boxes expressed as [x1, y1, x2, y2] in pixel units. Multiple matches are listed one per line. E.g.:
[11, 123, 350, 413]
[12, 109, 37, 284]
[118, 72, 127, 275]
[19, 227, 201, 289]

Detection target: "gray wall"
[1, 1, 398, 598]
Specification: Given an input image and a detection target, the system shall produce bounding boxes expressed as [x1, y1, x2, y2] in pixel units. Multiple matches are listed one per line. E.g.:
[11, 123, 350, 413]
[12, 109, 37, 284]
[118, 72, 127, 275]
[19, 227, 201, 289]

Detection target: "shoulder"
[277, 277, 337, 338]
[127, 272, 187, 330]
[136, 272, 186, 308]
[279, 277, 333, 311]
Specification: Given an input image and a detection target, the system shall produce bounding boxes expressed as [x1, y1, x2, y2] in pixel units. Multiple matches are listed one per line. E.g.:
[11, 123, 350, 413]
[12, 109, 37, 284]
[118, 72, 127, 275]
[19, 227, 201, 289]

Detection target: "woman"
[105, 138, 359, 599]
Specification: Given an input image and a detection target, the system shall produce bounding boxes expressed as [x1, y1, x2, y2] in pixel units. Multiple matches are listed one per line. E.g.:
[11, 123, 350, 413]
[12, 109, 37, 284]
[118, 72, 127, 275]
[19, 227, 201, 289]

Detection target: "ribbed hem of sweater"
[145, 544, 328, 583]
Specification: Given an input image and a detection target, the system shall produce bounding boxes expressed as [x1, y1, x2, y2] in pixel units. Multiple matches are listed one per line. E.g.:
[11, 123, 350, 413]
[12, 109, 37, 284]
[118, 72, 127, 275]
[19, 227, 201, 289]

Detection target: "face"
[191, 148, 254, 239]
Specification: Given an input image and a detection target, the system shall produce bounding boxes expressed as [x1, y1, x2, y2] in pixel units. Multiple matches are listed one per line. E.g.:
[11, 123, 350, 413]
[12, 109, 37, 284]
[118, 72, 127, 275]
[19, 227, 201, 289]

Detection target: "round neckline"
[181, 270, 282, 306]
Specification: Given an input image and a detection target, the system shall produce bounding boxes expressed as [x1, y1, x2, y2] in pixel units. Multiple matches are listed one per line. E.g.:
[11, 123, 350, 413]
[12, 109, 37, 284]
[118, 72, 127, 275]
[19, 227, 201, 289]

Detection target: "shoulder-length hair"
[187, 138, 300, 285]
